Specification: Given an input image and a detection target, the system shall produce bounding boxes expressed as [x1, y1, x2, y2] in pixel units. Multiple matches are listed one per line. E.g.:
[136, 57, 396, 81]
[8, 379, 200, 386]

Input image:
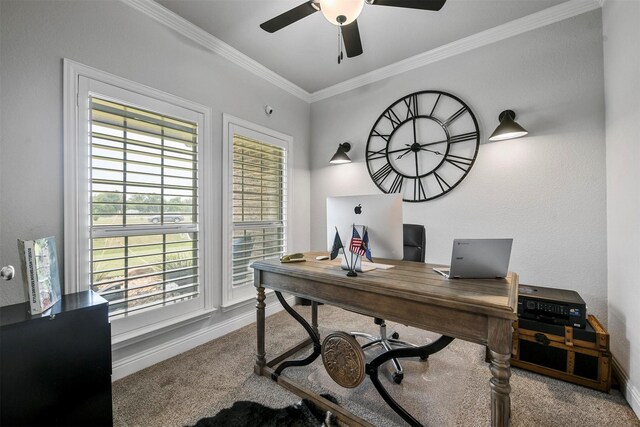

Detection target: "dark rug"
[189, 394, 340, 427]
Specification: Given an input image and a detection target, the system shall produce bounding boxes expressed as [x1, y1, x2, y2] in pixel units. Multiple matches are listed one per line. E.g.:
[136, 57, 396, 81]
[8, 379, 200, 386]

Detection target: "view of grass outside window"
[232, 135, 287, 288]
[89, 96, 199, 318]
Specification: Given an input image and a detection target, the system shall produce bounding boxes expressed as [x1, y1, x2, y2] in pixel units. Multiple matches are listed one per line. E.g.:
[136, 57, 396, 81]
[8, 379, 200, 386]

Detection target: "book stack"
[17, 236, 62, 314]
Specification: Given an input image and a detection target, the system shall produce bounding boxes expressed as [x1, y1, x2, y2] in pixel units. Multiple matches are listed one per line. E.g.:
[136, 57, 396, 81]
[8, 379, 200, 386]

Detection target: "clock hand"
[397, 150, 413, 160]
[414, 150, 419, 177]
[396, 144, 413, 160]
[420, 138, 448, 148]
[400, 144, 444, 159]
[419, 147, 443, 156]
[387, 146, 413, 155]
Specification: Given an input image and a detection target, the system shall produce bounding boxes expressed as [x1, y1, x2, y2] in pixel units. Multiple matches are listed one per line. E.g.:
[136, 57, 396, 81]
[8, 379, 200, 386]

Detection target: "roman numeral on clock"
[403, 94, 418, 120]
[414, 177, 427, 201]
[383, 109, 402, 127]
[371, 129, 390, 142]
[449, 131, 478, 144]
[443, 107, 467, 127]
[389, 174, 403, 193]
[371, 163, 394, 184]
[429, 93, 441, 117]
[445, 154, 474, 172]
[434, 172, 451, 193]
[367, 148, 387, 161]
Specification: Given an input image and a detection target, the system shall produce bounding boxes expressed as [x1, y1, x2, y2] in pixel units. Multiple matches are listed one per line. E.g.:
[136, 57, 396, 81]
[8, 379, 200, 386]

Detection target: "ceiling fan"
[260, 0, 447, 63]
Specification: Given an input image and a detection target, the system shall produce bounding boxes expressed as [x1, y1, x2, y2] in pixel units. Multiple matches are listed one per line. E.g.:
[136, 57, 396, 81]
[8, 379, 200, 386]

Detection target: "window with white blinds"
[89, 96, 199, 319]
[231, 135, 287, 289]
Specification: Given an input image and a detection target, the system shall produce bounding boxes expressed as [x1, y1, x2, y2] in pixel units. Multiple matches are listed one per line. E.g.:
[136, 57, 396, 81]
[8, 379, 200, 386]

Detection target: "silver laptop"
[433, 238, 513, 279]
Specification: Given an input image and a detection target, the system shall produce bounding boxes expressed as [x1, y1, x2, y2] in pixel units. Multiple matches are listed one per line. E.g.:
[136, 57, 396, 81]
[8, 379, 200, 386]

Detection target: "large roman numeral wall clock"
[366, 90, 480, 202]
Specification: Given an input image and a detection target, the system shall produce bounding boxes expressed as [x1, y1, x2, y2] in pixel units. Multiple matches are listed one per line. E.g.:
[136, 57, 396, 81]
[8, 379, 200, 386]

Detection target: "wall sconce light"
[488, 110, 528, 142]
[329, 142, 352, 164]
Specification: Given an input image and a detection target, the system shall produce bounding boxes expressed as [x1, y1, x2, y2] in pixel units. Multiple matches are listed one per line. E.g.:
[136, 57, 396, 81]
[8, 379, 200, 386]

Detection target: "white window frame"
[222, 114, 292, 308]
[63, 59, 214, 340]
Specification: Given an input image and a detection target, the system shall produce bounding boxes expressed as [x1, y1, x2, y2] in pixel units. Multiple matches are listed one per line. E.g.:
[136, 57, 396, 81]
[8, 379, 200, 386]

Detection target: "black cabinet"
[1, 291, 112, 426]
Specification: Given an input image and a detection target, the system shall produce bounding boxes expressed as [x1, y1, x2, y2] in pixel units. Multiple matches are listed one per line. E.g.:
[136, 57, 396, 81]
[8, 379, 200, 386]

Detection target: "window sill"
[111, 308, 217, 350]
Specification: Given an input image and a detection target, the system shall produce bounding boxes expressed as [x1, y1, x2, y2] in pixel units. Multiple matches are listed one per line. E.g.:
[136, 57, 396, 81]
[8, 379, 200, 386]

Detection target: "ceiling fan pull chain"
[337, 25, 345, 64]
[337, 25, 342, 64]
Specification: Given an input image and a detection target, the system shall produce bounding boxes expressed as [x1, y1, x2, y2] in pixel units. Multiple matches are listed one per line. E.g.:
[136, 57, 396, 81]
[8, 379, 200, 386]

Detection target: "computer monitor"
[326, 194, 404, 265]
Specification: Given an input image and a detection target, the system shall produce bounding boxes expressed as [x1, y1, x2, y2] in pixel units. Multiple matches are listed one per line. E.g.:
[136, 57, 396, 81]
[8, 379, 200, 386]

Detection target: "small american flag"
[349, 227, 366, 256]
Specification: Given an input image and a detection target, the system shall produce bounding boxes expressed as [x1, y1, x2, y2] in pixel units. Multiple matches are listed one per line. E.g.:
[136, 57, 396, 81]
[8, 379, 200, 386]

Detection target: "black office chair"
[351, 224, 427, 384]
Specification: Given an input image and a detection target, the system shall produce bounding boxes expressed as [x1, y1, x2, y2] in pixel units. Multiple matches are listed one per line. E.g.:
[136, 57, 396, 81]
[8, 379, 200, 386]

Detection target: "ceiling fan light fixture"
[319, 0, 365, 26]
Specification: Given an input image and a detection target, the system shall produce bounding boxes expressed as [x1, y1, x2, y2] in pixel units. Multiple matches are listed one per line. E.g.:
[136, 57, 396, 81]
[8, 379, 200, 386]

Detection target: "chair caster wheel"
[391, 332, 400, 339]
[420, 354, 429, 361]
[392, 372, 403, 384]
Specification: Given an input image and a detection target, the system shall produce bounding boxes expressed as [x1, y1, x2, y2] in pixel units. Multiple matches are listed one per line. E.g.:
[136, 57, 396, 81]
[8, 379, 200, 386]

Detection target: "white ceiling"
[155, 0, 573, 93]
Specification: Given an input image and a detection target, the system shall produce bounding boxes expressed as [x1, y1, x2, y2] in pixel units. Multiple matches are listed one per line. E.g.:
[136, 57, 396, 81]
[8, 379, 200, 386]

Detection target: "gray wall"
[310, 11, 608, 321]
[603, 0, 640, 415]
[0, 0, 310, 375]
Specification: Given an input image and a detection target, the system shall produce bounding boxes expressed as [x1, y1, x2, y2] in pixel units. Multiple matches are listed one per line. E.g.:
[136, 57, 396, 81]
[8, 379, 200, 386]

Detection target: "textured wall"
[603, 0, 640, 417]
[310, 11, 608, 320]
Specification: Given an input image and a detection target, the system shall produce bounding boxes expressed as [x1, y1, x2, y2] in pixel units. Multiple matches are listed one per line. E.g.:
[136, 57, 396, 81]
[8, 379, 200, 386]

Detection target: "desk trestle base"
[271, 291, 321, 381]
[365, 335, 455, 426]
[263, 291, 454, 427]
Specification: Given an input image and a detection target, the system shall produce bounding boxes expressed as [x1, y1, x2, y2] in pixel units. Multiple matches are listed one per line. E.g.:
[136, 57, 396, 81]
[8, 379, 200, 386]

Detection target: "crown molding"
[122, 0, 601, 105]
[121, 0, 312, 102]
[309, 0, 602, 102]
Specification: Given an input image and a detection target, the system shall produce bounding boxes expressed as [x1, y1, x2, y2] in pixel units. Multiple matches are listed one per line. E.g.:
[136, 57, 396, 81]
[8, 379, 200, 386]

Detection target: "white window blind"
[89, 96, 200, 319]
[232, 135, 287, 288]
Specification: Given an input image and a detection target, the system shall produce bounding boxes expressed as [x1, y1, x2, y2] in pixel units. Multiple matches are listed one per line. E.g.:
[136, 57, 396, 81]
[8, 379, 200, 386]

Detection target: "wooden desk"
[252, 252, 518, 427]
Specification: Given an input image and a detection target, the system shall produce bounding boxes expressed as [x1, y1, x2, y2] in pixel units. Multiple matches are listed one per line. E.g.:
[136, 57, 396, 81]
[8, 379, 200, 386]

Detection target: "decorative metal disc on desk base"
[321, 332, 366, 388]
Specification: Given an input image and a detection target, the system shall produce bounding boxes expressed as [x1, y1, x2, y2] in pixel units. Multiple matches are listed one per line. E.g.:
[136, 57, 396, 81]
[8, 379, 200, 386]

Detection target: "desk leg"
[488, 318, 512, 427]
[255, 273, 266, 375]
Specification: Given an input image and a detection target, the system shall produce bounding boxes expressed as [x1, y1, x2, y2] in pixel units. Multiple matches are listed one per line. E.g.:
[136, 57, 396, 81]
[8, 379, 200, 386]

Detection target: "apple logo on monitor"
[354, 204, 362, 215]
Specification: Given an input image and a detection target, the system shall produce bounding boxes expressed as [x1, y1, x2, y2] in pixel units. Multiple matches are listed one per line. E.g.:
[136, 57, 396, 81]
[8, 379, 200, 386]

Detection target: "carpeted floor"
[113, 304, 640, 427]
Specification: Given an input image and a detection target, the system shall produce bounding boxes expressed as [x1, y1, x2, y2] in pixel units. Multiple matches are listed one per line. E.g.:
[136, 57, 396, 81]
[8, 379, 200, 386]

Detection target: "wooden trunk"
[510, 314, 611, 392]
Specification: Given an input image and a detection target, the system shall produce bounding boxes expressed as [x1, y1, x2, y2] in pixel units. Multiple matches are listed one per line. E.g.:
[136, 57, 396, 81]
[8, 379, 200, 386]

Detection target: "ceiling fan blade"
[369, 0, 446, 11]
[341, 20, 363, 58]
[260, 2, 319, 33]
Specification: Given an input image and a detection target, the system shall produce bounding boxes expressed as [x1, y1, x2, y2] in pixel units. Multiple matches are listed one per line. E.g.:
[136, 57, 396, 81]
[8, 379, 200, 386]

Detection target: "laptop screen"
[445, 238, 513, 279]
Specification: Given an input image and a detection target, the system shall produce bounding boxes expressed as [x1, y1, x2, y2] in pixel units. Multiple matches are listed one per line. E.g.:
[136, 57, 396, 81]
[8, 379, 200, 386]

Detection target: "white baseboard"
[612, 357, 640, 418]
[111, 295, 295, 380]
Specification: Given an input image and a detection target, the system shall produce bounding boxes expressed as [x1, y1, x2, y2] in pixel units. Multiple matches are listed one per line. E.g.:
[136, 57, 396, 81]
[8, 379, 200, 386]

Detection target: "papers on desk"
[338, 254, 395, 272]
[359, 263, 376, 272]
[360, 261, 395, 271]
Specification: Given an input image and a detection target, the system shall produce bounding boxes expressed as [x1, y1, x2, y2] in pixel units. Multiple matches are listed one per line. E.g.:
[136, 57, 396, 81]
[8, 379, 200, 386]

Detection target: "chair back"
[403, 224, 426, 262]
